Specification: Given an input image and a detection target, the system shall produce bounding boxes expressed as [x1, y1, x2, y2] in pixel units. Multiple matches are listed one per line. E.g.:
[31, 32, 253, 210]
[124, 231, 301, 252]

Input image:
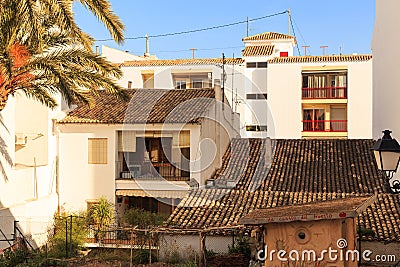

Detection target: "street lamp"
[371, 129, 400, 194]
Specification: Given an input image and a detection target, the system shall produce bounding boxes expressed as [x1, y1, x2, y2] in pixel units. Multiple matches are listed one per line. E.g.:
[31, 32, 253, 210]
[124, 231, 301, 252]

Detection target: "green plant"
[206, 249, 218, 257]
[228, 236, 251, 260]
[357, 227, 375, 237]
[47, 212, 89, 258]
[87, 197, 115, 242]
[122, 208, 167, 228]
[0, 0, 126, 112]
[0, 247, 67, 267]
[0, 248, 28, 267]
[162, 240, 182, 264]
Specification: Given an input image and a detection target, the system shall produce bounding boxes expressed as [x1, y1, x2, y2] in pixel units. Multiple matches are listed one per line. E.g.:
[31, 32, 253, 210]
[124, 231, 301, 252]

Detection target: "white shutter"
[118, 131, 136, 152]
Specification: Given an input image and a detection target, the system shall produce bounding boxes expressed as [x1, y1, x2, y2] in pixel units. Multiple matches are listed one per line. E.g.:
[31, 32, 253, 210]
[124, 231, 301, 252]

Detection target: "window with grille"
[88, 138, 108, 164]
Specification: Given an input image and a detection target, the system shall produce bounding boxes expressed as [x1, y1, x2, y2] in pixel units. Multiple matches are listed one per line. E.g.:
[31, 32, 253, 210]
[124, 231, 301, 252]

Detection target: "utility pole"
[246, 16, 249, 37]
[320, 46, 328, 56]
[288, 8, 291, 35]
[222, 53, 225, 107]
[190, 48, 197, 59]
[302, 46, 310, 56]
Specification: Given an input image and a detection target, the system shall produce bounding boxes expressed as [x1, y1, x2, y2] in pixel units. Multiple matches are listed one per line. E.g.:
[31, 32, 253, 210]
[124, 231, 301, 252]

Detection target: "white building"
[57, 88, 240, 215]
[267, 55, 373, 139]
[372, 0, 400, 139]
[0, 27, 375, 248]
[0, 94, 60, 249]
[110, 32, 373, 139]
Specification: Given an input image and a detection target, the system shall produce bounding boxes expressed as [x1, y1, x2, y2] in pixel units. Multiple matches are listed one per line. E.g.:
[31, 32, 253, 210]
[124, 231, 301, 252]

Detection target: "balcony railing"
[302, 120, 347, 132]
[302, 87, 347, 99]
[116, 161, 190, 181]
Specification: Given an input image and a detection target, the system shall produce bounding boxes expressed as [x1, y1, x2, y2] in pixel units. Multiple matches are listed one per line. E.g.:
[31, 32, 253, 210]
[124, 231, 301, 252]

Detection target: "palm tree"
[0, 0, 127, 111]
[14, 0, 124, 50]
[88, 197, 114, 242]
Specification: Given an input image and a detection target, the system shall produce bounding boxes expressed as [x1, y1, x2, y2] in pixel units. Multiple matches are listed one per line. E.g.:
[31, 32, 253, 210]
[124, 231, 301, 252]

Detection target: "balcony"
[302, 120, 347, 132]
[116, 161, 190, 182]
[302, 87, 347, 99]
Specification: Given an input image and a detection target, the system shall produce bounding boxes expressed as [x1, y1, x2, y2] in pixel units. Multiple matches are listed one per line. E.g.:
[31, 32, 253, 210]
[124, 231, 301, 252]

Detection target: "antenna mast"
[190, 48, 197, 59]
[302, 46, 310, 56]
[288, 8, 291, 35]
[320, 46, 328, 56]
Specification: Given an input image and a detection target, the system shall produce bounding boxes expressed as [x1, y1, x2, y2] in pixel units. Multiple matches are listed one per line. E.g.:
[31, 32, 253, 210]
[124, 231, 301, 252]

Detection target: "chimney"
[144, 34, 150, 57]
[95, 46, 99, 55]
[214, 79, 222, 101]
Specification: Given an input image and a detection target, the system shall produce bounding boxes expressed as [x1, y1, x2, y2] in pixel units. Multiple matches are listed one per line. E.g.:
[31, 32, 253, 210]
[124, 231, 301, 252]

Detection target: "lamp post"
[371, 130, 400, 194]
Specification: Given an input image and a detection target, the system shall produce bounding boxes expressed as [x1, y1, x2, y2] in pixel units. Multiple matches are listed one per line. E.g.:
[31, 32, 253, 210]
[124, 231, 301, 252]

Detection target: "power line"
[291, 16, 309, 55]
[289, 13, 301, 56]
[155, 45, 244, 53]
[96, 10, 288, 42]
[126, 45, 245, 55]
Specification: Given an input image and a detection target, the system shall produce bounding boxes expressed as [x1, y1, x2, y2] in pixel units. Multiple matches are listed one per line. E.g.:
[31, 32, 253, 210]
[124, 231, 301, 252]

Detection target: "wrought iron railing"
[116, 161, 190, 181]
[302, 120, 348, 132]
[302, 87, 347, 99]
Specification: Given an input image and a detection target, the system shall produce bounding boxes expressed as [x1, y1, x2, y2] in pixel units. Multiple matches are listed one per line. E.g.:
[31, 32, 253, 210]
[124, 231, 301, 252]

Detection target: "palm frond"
[77, 0, 125, 44]
[40, 0, 94, 50]
[20, 84, 58, 109]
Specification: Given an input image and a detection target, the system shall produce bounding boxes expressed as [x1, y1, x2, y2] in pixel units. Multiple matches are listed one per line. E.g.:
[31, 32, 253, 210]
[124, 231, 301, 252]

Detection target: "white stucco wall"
[58, 125, 118, 212]
[267, 63, 302, 139]
[101, 45, 145, 63]
[266, 60, 373, 139]
[159, 234, 233, 261]
[372, 0, 400, 140]
[347, 60, 373, 139]
[0, 94, 59, 249]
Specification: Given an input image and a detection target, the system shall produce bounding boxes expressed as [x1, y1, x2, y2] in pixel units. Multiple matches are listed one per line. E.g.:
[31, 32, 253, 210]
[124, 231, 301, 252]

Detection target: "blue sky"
[73, 0, 375, 59]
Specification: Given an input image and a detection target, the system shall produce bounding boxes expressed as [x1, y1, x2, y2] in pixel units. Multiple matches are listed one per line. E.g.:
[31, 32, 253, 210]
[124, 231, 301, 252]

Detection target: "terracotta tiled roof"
[58, 89, 215, 124]
[166, 139, 400, 242]
[268, 54, 372, 64]
[242, 45, 275, 57]
[262, 139, 385, 193]
[242, 32, 296, 42]
[121, 58, 244, 67]
[239, 196, 374, 224]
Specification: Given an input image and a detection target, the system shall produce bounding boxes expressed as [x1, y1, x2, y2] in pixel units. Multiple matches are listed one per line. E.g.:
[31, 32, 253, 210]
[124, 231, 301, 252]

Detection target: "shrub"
[122, 208, 167, 228]
[228, 236, 251, 260]
[47, 212, 88, 258]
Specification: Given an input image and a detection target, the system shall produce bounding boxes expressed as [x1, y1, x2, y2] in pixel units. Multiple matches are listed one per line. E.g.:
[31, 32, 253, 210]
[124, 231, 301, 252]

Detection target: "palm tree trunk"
[0, 94, 8, 111]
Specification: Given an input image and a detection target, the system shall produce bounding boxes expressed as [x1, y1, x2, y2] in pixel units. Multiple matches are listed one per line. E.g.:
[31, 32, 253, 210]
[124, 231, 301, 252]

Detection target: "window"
[302, 72, 347, 88]
[257, 62, 268, 68]
[303, 109, 325, 131]
[142, 72, 154, 88]
[172, 73, 211, 89]
[246, 125, 268, 132]
[88, 138, 108, 164]
[175, 80, 186, 89]
[192, 79, 203, 88]
[127, 81, 132, 89]
[246, 93, 267, 100]
[302, 71, 347, 99]
[246, 62, 267, 68]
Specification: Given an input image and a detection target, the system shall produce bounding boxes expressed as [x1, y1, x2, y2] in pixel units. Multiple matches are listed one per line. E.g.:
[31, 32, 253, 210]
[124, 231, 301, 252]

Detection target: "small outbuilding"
[240, 195, 376, 267]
